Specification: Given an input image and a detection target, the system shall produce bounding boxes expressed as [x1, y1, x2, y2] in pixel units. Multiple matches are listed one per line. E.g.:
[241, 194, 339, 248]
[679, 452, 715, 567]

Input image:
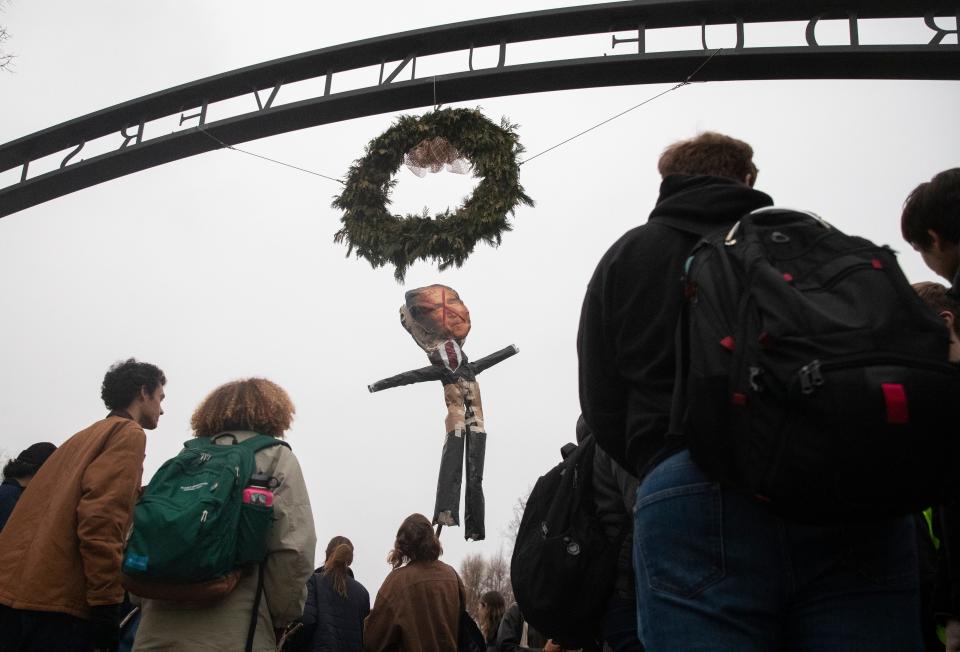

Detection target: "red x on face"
[405, 284, 472, 342]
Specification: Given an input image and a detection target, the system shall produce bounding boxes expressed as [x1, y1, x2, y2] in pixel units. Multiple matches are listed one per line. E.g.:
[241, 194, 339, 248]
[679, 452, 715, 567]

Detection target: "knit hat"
[15, 442, 56, 467]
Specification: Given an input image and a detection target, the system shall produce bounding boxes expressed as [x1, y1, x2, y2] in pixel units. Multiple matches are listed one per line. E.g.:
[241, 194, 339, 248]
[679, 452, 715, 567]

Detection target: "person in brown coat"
[364, 513, 463, 651]
[0, 358, 166, 652]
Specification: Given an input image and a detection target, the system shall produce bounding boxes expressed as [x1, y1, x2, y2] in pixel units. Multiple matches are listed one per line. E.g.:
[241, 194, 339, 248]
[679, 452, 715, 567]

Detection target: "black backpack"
[510, 436, 618, 647]
[677, 207, 960, 522]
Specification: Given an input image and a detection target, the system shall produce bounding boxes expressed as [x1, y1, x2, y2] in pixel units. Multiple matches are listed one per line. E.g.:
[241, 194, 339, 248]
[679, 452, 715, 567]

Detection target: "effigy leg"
[434, 382, 466, 527]
[464, 431, 486, 540]
[463, 381, 486, 541]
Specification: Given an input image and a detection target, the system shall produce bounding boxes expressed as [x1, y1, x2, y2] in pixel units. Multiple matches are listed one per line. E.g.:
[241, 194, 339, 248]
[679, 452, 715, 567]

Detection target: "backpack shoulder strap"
[236, 434, 291, 454]
[245, 563, 265, 652]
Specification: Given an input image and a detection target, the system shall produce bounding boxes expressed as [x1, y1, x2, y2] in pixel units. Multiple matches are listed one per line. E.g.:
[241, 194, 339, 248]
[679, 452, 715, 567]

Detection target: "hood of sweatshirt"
[649, 174, 774, 236]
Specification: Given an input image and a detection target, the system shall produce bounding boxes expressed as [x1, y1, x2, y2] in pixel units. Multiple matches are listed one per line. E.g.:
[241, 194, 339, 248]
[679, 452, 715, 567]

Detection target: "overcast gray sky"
[1, 1, 958, 593]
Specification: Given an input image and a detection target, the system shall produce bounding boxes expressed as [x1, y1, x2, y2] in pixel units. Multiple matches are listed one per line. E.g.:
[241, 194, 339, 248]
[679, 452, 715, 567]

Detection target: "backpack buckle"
[799, 360, 824, 395]
[724, 222, 741, 246]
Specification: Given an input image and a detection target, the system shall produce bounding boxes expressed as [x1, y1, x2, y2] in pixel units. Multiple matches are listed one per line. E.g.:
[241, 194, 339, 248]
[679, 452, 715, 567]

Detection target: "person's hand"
[946, 617, 960, 652]
[543, 640, 563, 652]
[89, 603, 122, 652]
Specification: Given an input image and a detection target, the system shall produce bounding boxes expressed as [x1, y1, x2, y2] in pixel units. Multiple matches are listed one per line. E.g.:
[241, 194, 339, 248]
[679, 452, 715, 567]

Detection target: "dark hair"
[2, 442, 57, 481]
[658, 131, 758, 184]
[914, 281, 960, 339]
[387, 513, 442, 569]
[2, 459, 35, 481]
[101, 359, 166, 411]
[901, 169, 960, 249]
[575, 414, 590, 444]
[479, 590, 506, 641]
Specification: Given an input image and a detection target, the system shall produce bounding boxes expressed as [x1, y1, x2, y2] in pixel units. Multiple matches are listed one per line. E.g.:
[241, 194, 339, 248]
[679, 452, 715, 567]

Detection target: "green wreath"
[333, 107, 534, 282]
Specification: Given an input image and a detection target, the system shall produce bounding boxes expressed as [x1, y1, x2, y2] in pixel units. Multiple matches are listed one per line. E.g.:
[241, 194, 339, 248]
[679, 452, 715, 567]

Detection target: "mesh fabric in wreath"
[404, 137, 472, 177]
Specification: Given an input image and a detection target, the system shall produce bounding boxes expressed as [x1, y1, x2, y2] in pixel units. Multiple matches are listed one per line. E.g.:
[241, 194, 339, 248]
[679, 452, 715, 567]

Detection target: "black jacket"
[592, 446, 637, 600]
[0, 479, 24, 532]
[299, 568, 370, 652]
[578, 174, 773, 476]
[496, 603, 548, 652]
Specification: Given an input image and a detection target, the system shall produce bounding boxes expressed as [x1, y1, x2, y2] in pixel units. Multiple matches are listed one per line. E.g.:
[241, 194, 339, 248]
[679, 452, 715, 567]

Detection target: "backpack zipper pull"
[810, 360, 824, 388]
[799, 364, 813, 395]
[200, 510, 208, 523]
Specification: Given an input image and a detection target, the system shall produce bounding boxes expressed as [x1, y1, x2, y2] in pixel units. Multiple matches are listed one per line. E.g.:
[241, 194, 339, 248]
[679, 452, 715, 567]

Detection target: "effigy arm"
[368, 364, 444, 393]
[468, 344, 519, 376]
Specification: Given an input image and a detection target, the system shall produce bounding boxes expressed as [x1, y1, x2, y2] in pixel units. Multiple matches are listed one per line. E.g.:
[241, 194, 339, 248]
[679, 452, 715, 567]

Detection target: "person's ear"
[138, 385, 150, 402]
[744, 172, 756, 188]
[941, 310, 956, 333]
[928, 229, 945, 252]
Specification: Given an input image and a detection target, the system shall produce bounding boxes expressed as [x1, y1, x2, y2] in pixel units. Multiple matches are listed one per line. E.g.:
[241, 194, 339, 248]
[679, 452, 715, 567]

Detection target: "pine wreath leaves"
[332, 107, 534, 282]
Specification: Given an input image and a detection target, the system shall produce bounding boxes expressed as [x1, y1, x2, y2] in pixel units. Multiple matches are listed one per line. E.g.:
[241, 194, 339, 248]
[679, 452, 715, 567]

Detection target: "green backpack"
[123, 433, 287, 582]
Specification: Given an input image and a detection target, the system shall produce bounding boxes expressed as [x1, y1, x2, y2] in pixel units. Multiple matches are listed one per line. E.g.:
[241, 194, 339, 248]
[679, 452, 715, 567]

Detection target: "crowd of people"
[0, 134, 957, 652]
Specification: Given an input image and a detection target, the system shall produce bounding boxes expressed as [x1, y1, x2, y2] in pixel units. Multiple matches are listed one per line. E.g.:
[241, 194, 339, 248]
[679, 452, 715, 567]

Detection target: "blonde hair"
[191, 378, 295, 438]
[324, 542, 354, 598]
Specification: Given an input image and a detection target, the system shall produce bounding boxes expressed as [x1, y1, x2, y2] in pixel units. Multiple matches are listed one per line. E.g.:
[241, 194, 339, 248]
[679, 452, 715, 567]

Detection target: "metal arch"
[1, 0, 958, 218]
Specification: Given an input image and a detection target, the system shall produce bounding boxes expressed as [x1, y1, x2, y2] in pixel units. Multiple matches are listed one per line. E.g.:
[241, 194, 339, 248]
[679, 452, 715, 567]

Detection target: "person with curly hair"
[0, 442, 56, 532]
[364, 513, 464, 651]
[0, 357, 165, 652]
[134, 377, 316, 652]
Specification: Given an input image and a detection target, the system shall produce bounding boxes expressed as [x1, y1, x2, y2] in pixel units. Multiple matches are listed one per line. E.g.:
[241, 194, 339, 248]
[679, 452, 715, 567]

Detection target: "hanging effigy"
[368, 284, 518, 540]
[332, 107, 534, 282]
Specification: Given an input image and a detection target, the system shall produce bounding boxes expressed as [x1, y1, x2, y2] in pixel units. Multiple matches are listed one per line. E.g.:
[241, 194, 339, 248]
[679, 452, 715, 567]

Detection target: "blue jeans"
[634, 450, 922, 652]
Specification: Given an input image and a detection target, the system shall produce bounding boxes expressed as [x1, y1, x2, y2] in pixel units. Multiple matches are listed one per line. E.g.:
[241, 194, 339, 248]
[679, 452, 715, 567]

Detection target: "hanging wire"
[520, 48, 723, 165]
[196, 127, 345, 184]
[193, 47, 724, 182]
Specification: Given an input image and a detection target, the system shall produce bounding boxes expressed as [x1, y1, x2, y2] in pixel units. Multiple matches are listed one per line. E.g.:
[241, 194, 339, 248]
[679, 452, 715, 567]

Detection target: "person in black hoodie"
[578, 132, 769, 480]
[579, 132, 923, 651]
[295, 536, 370, 652]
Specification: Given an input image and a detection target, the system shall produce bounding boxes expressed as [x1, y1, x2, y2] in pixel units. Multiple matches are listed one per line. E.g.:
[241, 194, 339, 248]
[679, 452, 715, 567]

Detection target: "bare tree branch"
[0, 27, 13, 72]
[503, 493, 528, 546]
[459, 547, 516, 625]
[481, 548, 513, 605]
[0, 0, 14, 72]
[459, 553, 487, 619]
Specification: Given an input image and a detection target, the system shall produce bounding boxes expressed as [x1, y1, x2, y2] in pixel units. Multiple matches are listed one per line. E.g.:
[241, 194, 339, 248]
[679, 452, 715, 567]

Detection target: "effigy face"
[401, 284, 471, 351]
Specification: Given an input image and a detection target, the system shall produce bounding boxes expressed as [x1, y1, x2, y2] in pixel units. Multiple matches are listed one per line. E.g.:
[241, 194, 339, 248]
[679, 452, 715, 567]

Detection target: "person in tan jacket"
[133, 377, 316, 652]
[0, 358, 166, 652]
[364, 513, 464, 651]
